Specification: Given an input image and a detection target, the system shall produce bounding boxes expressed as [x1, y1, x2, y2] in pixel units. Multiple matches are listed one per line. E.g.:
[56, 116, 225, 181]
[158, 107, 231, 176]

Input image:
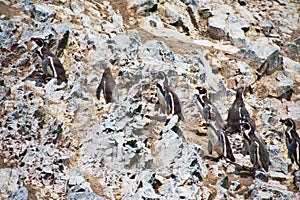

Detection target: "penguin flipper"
[96, 80, 104, 100]
[42, 57, 50, 75]
[288, 141, 297, 160]
[154, 100, 160, 111]
[164, 92, 172, 114]
[224, 134, 235, 162]
[208, 140, 213, 155]
[249, 142, 257, 164]
[203, 105, 211, 122]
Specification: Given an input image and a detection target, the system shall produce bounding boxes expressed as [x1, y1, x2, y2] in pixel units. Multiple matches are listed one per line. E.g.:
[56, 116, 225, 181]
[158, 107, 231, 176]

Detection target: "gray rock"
[187, 5, 199, 29]
[140, 40, 175, 65]
[70, 1, 84, 15]
[268, 145, 291, 174]
[256, 191, 272, 199]
[128, 0, 158, 14]
[216, 185, 228, 199]
[32, 4, 55, 22]
[257, 50, 283, 79]
[230, 180, 240, 191]
[68, 168, 92, 193]
[294, 170, 300, 191]
[208, 16, 227, 40]
[260, 20, 279, 37]
[9, 186, 28, 200]
[218, 176, 229, 189]
[182, 0, 199, 6]
[269, 171, 288, 181]
[255, 170, 268, 182]
[67, 192, 108, 200]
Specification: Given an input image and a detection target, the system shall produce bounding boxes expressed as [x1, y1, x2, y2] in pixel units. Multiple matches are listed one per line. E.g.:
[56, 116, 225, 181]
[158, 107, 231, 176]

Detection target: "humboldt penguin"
[96, 67, 119, 104]
[155, 71, 184, 121]
[31, 37, 67, 85]
[226, 87, 251, 134]
[195, 86, 235, 162]
[280, 118, 300, 167]
[241, 119, 270, 172]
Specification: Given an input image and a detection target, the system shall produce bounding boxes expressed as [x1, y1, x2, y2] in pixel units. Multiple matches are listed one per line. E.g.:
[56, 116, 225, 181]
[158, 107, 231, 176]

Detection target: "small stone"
[257, 50, 283, 79]
[218, 175, 229, 189]
[260, 20, 279, 37]
[9, 186, 28, 200]
[32, 4, 55, 22]
[269, 171, 288, 181]
[230, 180, 240, 191]
[70, 1, 84, 15]
[127, 0, 158, 14]
[67, 192, 108, 200]
[255, 170, 268, 182]
[208, 16, 227, 40]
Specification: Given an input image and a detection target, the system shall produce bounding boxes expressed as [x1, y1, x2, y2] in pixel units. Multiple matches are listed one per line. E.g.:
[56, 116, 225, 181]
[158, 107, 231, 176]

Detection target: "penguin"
[226, 87, 251, 134]
[280, 118, 300, 167]
[195, 86, 235, 162]
[195, 86, 225, 129]
[155, 71, 184, 121]
[241, 119, 270, 172]
[31, 37, 67, 85]
[96, 67, 119, 103]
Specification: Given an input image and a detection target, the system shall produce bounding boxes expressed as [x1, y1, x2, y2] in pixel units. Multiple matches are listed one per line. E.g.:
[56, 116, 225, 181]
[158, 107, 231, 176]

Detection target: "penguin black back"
[242, 120, 270, 172]
[96, 67, 117, 103]
[156, 71, 184, 121]
[226, 87, 250, 134]
[31, 37, 67, 85]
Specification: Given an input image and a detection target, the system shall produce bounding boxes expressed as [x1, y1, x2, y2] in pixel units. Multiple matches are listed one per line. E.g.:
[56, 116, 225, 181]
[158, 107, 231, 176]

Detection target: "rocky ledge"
[0, 0, 300, 199]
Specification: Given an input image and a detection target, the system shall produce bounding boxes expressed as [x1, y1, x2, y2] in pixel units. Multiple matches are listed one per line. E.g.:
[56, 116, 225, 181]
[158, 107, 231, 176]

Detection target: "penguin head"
[31, 37, 45, 47]
[196, 86, 207, 95]
[156, 71, 167, 81]
[241, 122, 252, 138]
[236, 87, 246, 98]
[280, 118, 295, 128]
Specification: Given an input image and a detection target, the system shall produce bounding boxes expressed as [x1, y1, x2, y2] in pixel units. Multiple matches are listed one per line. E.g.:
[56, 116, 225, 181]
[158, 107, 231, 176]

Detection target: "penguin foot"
[233, 164, 253, 174]
[203, 155, 222, 162]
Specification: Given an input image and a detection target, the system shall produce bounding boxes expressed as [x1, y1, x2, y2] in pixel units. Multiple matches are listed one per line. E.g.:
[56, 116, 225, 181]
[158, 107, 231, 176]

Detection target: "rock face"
[0, 0, 300, 199]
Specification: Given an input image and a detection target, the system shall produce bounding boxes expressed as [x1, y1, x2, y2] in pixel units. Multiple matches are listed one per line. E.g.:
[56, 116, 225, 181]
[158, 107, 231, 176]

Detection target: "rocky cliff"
[0, 0, 300, 199]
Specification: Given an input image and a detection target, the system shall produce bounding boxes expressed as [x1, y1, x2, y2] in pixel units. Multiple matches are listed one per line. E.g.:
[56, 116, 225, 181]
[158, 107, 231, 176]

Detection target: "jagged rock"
[187, 5, 199, 29]
[285, 37, 300, 61]
[140, 40, 175, 65]
[70, 1, 85, 15]
[128, 0, 158, 14]
[256, 191, 272, 199]
[269, 171, 289, 181]
[255, 170, 268, 182]
[216, 186, 228, 199]
[67, 168, 92, 194]
[226, 15, 250, 48]
[294, 170, 300, 191]
[237, 38, 280, 65]
[260, 20, 279, 37]
[230, 180, 240, 191]
[208, 16, 227, 40]
[182, 0, 199, 6]
[67, 192, 108, 200]
[0, 168, 25, 199]
[32, 4, 55, 22]
[140, 14, 164, 28]
[9, 186, 28, 200]
[257, 50, 283, 80]
[268, 145, 291, 174]
[218, 176, 229, 189]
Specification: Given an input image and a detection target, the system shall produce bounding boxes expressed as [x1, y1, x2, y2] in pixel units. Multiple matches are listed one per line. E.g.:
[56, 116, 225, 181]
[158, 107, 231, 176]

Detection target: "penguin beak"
[279, 118, 286, 124]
